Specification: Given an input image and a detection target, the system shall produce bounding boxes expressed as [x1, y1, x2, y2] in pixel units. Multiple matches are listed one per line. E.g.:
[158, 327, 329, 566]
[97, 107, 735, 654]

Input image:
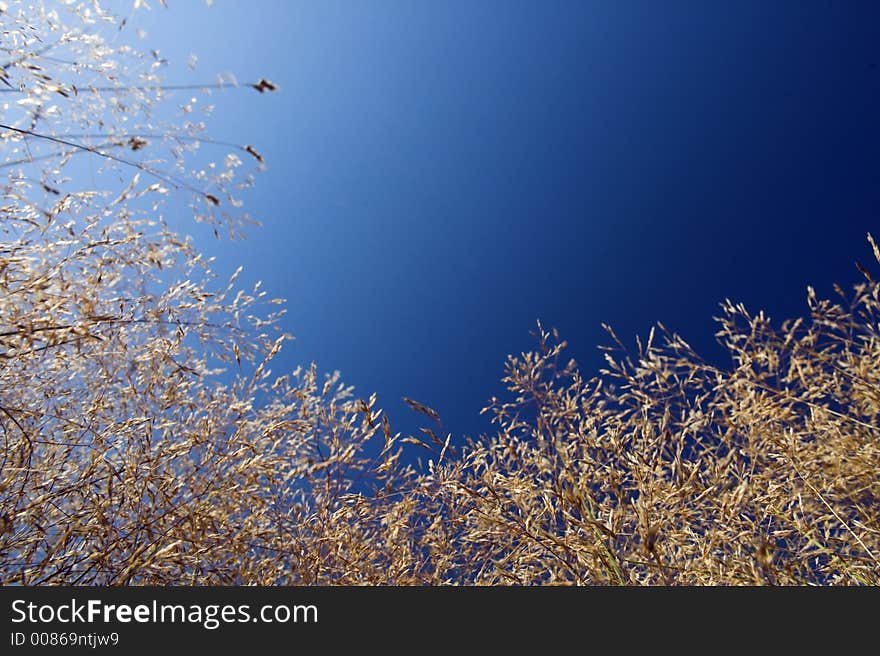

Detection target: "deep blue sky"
[134, 1, 879, 440]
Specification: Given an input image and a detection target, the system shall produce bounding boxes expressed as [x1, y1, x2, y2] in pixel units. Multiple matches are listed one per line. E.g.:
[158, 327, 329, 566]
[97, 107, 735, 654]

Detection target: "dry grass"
[289, 261, 880, 585]
[1, 1, 878, 585]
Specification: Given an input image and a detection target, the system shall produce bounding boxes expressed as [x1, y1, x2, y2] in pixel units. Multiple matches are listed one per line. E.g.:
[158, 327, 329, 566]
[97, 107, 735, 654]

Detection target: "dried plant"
[2, 2, 877, 586]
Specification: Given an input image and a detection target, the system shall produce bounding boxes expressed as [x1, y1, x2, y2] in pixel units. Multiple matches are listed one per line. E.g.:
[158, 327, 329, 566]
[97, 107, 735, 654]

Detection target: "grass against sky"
[133, 1, 879, 440]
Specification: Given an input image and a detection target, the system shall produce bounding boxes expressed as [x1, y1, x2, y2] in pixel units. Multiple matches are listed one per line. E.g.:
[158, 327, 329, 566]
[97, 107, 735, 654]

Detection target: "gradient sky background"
[131, 1, 879, 441]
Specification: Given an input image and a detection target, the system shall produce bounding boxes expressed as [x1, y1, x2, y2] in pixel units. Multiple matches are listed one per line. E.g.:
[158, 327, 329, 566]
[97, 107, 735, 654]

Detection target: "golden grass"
[3, 234, 878, 584]
[1, 1, 877, 585]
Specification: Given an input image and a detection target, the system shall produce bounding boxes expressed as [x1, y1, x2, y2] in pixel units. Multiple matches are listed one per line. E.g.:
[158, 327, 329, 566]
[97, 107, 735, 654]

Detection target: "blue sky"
[133, 1, 879, 440]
